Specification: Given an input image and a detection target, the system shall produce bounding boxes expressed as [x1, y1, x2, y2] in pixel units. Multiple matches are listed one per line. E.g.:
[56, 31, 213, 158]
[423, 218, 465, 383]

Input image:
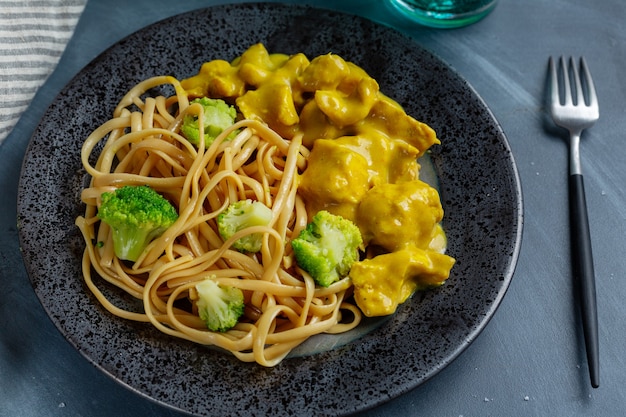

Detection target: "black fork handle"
[569, 173, 599, 388]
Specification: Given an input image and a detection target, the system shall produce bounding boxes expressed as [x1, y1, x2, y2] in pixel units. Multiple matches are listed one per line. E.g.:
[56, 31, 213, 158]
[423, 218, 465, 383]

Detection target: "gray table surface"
[2, 0, 625, 416]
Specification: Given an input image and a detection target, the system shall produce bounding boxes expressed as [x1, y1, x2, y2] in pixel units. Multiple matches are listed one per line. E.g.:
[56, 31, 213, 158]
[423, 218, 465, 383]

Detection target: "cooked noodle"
[76, 75, 361, 367]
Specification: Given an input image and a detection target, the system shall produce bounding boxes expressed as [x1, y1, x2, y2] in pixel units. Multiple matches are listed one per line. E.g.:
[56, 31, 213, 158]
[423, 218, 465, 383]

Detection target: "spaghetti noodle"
[76, 75, 361, 367]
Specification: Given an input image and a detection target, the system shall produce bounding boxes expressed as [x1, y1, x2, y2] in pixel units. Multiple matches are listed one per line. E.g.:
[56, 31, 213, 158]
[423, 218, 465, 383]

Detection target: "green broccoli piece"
[195, 278, 245, 332]
[217, 199, 273, 253]
[181, 97, 238, 147]
[291, 210, 363, 287]
[97, 185, 178, 262]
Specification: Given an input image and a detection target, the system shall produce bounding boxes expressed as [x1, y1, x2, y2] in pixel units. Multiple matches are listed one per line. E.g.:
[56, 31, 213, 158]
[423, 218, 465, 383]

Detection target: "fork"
[548, 56, 600, 388]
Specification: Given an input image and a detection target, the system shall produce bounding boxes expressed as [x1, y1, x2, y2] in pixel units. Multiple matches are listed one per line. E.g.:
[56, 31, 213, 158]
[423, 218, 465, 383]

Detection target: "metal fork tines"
[549, 57, 600, 175]
[548, 56, 600, 388]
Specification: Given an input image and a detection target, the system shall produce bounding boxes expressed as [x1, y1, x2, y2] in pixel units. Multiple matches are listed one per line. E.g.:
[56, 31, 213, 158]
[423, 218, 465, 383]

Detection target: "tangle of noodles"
[76, 75, 362, 367]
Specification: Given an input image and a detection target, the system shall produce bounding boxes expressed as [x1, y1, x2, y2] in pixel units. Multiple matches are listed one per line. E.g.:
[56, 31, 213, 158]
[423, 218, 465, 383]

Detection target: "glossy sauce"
[182, 43, 455, 317]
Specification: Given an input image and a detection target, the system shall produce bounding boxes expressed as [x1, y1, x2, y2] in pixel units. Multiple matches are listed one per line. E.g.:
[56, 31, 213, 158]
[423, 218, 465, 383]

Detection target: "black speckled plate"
[17, 3, 522, 417]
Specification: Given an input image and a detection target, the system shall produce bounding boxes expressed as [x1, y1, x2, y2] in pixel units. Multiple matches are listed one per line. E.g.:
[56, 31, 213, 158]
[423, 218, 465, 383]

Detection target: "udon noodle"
[76, 75, 361, 367]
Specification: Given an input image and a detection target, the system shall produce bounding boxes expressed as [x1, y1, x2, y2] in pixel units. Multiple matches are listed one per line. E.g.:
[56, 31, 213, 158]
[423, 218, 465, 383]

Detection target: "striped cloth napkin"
[0, 0, 86, 144]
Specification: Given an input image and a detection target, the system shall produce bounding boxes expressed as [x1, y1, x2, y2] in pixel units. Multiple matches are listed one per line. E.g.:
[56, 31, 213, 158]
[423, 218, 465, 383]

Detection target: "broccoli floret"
[181, 97, 238, 147]
[97, 185, 178, 262]
[291, 210, 363, 287]
[217, 199, 273, 253]
[195, 278, 245, 332]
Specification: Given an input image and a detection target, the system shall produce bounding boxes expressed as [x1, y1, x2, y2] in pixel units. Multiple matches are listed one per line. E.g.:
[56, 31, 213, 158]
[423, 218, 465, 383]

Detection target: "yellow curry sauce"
[181, 43, 455, 317]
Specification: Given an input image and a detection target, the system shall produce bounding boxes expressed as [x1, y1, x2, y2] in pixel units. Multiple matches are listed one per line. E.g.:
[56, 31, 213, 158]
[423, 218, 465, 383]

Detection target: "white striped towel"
[0, 0, 86, 144]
